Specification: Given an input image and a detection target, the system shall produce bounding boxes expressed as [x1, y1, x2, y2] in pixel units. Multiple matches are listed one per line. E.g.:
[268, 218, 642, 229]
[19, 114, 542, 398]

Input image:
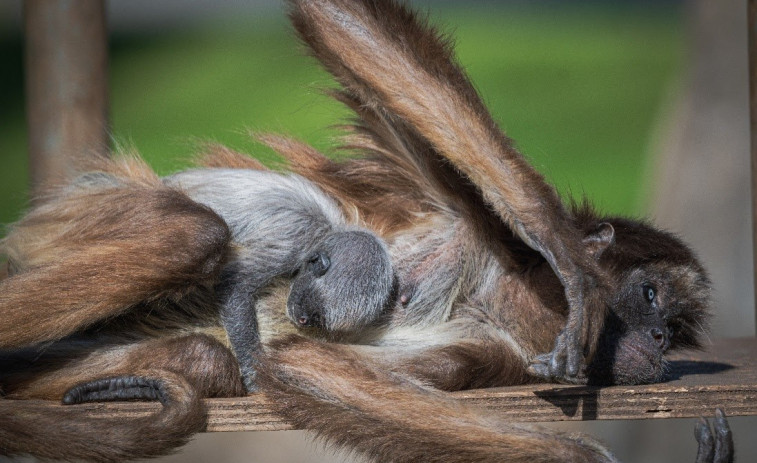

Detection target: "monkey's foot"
[695, 409, 733, 463]
[63, 376, 169, 405]
[528, 329, 587, 385]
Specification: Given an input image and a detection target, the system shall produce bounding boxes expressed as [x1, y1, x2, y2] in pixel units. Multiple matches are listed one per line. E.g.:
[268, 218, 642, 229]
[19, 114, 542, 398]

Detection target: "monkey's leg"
[287, 0, 610, 382]
[0, 334, 244, 462]
[258, 335, 618, 463]
[351, 321, 535, 391]
[0, 187, 230, 349]
[59, 333, 246, 402]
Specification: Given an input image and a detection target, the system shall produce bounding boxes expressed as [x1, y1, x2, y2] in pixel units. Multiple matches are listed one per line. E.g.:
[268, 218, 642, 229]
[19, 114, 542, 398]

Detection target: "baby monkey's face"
[287, 230, 395, 334]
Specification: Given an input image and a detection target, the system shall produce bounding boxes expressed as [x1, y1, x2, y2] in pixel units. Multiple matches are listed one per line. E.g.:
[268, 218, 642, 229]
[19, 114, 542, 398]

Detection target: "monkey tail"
[258, 335, 618, 463]
[0, 370, 206, 463]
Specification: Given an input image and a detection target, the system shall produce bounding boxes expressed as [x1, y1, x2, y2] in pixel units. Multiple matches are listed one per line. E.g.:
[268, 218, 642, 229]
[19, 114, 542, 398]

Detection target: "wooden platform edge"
[6, 337, 756, 432]
[28, 383, 756, 433]
[4, 337, 757, 432]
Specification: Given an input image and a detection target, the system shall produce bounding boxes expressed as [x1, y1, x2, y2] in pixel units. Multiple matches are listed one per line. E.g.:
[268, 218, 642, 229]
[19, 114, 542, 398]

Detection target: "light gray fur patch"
[166, 169, 345, 256]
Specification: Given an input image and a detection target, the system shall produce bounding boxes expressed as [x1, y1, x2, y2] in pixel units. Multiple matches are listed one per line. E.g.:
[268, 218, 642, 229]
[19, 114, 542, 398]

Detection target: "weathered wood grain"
[17, 337, 756, 432]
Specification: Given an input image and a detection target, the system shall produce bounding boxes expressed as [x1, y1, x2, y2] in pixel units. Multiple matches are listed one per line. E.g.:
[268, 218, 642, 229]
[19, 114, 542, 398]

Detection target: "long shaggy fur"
[259, 335, 617, 463]
[0, 157, 230, 348]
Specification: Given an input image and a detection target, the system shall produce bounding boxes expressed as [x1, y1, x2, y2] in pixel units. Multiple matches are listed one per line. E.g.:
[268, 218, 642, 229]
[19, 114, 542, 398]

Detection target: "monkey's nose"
[650, 328, 668, 351]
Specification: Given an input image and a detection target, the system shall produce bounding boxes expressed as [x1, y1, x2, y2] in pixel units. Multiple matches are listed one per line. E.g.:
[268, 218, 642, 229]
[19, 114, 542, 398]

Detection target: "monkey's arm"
[286, 0, 610, 382]
[215, 258, 281, 393]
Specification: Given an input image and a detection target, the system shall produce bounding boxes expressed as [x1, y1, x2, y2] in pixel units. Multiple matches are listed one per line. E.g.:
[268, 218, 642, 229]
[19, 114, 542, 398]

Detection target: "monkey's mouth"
[588, 330, 666, 386]
[285, 301, 325, 331]
[611, 341, 665, 385]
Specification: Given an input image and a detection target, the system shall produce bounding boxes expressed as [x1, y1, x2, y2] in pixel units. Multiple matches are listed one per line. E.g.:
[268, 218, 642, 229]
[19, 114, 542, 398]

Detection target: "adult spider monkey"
[0, 0, 733, 462]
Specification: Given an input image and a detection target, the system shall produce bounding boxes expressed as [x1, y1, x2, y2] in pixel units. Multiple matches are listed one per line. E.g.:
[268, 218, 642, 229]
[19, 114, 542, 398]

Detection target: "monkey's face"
[582, 220, 711, 385]
[287, 230, 395, 334]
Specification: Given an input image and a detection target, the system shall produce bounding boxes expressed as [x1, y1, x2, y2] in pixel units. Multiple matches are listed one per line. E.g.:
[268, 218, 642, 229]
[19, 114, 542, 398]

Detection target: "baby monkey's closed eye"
[308, 252, 331, 277]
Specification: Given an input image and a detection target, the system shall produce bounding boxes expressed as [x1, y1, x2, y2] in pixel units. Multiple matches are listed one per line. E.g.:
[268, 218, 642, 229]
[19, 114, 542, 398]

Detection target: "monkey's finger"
[527, 353, 555, 378]
[564, 330, 582, 378]
[712, 409, 734, 463]
[528, 352, 586, 385]
[548, 332, 568, 377]
[546, 330, 587, 384]
[694, 417, 715, 463]
[527, 360, 551, 380]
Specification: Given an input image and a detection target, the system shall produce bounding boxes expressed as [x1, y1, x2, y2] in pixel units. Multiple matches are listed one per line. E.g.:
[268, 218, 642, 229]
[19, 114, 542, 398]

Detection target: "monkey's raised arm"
[286, 0, 611, 381]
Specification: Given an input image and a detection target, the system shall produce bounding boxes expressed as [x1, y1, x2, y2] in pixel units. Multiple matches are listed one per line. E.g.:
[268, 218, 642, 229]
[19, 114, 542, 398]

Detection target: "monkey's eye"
[308, 252, 330, 277]
[642, 283, 656, 304]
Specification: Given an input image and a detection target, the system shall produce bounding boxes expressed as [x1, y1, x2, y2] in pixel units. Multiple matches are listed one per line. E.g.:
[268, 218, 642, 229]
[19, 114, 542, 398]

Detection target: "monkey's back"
[165, 168, 345, 247]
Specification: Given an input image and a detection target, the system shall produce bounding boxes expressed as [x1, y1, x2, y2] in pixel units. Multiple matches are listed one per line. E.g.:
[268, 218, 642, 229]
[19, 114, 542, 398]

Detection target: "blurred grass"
[0, 3, 683, 228]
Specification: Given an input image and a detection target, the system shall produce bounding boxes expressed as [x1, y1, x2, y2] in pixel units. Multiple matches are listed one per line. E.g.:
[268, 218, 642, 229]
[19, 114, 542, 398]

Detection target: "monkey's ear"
[582, 222, 615, 259]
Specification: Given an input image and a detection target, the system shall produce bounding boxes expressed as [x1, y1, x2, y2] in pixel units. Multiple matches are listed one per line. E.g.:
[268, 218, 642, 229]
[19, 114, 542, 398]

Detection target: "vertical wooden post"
[24, 0, 109, 193]
[750, 0, 757, 335]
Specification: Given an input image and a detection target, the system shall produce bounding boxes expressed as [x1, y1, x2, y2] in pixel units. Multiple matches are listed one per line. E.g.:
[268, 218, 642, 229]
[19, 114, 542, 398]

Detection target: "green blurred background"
[0, 2, 683, 228]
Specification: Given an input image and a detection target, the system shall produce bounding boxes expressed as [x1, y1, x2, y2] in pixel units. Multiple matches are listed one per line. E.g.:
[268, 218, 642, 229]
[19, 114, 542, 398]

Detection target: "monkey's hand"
[528, 333, 588, 385]
[695, 409, 734, 463]
[528, 271, 609, 384]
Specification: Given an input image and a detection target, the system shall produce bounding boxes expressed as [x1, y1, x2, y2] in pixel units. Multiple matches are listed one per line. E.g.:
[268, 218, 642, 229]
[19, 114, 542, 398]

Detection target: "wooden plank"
[26, 337, 757, 431]
[24, 0, 109, 193]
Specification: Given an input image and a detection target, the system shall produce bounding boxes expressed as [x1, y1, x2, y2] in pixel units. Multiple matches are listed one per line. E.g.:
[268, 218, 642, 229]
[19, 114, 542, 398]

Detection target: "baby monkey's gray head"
[286, 229, 395, 334]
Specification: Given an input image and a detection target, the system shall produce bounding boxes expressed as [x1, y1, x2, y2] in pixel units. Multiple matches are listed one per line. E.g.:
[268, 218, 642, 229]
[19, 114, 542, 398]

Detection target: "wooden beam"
[19, 337, 757, 430]
[750, 0, 757, 335]
[24, 0, 109, 193]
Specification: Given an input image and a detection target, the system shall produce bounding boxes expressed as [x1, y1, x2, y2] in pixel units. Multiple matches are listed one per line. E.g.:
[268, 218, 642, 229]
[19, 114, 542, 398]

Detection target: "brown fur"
[0, 183, 230, 348]
[3, 334, 244, 400]
[0, 370, 205, 462]
[195, 143, 268, 171]
[286, 0, 611, 366]
[0, 0, 712, 462]
[258, 336, 616, 463]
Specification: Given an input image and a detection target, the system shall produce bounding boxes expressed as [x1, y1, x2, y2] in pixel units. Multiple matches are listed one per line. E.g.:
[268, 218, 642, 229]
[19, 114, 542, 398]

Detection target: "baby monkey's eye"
[308, 252, 330, 277]
[642, 283, 656, 304]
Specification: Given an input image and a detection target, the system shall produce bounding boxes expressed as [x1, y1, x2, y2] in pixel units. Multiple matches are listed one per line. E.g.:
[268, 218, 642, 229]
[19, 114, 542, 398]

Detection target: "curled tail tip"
[0, 372, 207, 463]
